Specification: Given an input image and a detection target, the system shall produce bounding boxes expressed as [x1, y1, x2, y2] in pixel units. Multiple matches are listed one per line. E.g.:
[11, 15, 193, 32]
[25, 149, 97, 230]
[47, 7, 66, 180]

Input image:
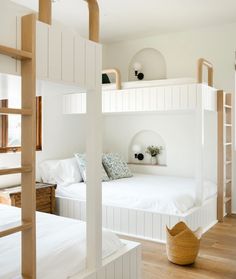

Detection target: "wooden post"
[86, 0, 100, 43]
[197, 58, 213, 87]
[102, 68, 122, 90]
[38, 0, 52, 25]
[21, 14, 37, 278]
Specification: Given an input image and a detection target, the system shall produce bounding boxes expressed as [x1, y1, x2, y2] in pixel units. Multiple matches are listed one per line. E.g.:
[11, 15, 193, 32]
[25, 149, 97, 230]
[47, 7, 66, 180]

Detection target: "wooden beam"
[21, 13, 37, 279]
[86, 0, 100, 42]
[0, 45, 32, 60]
[38, 0, 52, 25]
[197, 58, 214, 87]
[102, 68, 122, 90]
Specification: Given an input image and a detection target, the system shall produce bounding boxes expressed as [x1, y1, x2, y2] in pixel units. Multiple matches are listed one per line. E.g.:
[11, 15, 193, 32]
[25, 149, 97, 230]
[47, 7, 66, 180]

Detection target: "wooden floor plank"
[123, 215, 236, 279]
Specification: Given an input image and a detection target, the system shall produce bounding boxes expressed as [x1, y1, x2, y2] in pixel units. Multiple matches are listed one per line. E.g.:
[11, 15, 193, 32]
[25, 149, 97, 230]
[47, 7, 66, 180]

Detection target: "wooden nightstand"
[0, 182, 57, 214]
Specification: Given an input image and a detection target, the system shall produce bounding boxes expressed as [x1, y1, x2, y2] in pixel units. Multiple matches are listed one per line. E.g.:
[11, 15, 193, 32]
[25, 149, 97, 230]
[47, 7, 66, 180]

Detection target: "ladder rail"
[0, 14, 37, 279]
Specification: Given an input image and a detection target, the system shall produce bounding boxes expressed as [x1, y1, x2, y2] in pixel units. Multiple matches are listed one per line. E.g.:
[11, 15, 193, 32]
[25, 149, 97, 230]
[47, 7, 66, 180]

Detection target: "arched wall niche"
[128, 48, 167, 81]
[128, 130, 167, 165]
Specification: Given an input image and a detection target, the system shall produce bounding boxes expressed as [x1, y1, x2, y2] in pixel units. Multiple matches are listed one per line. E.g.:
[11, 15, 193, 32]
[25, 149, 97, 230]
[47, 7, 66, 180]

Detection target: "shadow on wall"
[128, 130, 167, 165]
[128, 48, 167, 81]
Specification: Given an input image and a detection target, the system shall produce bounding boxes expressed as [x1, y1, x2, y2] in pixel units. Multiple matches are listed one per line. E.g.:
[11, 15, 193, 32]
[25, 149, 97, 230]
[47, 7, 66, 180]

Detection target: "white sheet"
[0, 205, 124, 279]
[57, 173, 217, 215]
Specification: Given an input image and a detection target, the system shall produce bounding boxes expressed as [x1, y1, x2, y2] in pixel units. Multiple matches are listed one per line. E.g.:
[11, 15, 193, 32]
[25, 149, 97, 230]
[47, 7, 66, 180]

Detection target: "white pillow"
[55, 158, 82, 186]
[39, 158, 82, 186]
[39, 160, 60, 184]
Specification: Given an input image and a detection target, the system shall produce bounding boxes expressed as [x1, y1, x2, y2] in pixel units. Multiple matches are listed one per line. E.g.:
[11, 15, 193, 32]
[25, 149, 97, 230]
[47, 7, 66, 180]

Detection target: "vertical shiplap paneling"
[97, 268, 106, 279]
[48, 24, 62, 81]
[135, 88, 143, 112]
[129, 89, 136, 112]
[122, 252, 130, 279]
[149, 87, 158, 111]
[180, 85, 188, 109]
[0, 12, 18, 74]
[165, 87, 172, 110]
[130, 248, 137, 279]
[152, 213, 161, 240]
[137, 211, 145, 237]
[121, 208, 129, 232]
[129, 209, 137, 235]
[144, 212, 153, 238]
[74, 36, 85, 87]
[61, 30, 74, 83]
[106, 262, 115, 279]
[172, 86, 181, 110]
[157, 87, 165, 111]
[36, 21, 48, 79]
[114, 256, 123, 279]
[188, 84, 197, 109]
[102, 206, 107, 227]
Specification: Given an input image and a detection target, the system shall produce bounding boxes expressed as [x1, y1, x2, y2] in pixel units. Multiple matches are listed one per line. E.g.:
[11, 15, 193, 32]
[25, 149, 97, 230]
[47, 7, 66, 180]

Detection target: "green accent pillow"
[102, 153, 133, 180]
[74, 153, 110, 182]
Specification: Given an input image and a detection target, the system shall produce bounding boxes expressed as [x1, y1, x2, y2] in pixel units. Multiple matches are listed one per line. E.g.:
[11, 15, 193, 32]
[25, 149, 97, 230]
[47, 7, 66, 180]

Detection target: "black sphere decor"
[137, 153, 144, 161]
[137, 72, 144, 80]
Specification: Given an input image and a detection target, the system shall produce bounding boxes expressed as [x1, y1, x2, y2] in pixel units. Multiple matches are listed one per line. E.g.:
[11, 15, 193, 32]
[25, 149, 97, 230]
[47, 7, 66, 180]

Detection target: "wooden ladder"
[0, 14, 36, 279]
[217, 90, 233, 222]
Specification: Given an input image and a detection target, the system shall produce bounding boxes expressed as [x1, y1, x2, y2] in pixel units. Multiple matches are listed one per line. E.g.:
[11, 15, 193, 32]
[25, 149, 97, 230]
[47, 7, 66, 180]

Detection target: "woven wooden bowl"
[166, 222, 202, 265]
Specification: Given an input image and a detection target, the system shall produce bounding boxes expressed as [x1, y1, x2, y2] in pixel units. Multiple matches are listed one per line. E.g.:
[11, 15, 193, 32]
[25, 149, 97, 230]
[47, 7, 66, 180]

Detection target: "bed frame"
[60, 57, 232, 243]
[0, 1, 141, 278]
[56, 194, 217, 243]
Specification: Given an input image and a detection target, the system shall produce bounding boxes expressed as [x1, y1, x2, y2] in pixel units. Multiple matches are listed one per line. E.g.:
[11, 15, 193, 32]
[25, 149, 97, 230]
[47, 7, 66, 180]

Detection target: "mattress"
[57, 173, 217, 215]
[0, 205, 124, 279]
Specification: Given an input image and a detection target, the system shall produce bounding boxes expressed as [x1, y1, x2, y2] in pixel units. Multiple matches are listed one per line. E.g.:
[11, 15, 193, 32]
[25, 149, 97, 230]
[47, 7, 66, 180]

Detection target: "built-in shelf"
[128, 163, 167, 167]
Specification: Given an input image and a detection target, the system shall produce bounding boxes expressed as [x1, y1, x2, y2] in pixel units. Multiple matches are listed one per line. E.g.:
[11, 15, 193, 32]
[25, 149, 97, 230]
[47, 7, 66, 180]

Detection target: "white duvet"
[57, 173, 217, 215]
[0, 205, 123, 279]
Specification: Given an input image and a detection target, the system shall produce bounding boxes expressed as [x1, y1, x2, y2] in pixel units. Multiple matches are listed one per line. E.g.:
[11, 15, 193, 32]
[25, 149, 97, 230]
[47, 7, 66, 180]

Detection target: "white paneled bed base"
[74, 240, 141, 279]
[56, 195, 217, 243]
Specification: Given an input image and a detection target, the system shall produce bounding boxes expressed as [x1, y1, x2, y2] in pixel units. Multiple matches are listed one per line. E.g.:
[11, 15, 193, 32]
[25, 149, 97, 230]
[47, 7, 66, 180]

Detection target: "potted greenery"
[145, 145, 163, 165]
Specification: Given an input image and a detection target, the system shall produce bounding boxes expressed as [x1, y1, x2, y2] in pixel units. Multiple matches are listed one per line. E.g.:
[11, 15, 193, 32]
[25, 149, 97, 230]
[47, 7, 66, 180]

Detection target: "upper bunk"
[63, 59, 218, 114]
[0, 0, 101, 92]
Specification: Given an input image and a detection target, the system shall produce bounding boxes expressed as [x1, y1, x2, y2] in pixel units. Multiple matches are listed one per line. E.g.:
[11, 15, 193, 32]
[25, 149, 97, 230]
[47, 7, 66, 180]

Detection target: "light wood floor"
[124, 216, 236, 279]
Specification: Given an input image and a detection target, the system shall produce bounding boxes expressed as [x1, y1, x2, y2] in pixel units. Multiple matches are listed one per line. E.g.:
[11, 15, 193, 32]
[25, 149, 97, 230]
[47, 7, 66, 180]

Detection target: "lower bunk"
[56, 195, 217, 243]
[0, 204, 141, 279]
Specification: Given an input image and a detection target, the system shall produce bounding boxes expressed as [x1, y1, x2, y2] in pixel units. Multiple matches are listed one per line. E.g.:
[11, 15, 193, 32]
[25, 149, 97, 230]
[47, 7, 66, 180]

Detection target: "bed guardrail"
[38, 0, 99, 42]
[197, 58, 213, 87]
[102, 68, 122, 90]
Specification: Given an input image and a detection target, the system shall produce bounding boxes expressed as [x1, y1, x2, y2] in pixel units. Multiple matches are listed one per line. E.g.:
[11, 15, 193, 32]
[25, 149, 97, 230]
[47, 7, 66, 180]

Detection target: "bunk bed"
[0, 1, 141, 278]
[60, 59, 233, 243]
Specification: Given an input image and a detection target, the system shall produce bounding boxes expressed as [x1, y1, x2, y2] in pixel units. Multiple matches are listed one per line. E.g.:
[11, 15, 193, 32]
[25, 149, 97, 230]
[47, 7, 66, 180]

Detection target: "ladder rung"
[0, 166, 32, 176]
[224, 105, 232, 109]
[225, 143, 232, 146]
[225, 124, 232, 127]
[0, 221, 32, 238]
[0, 108, 32, 116]
[0, 45, 32, 61]
[226, 179, 232, 184]
[225, 161, 232, 165]
[224, 197, 231, 204]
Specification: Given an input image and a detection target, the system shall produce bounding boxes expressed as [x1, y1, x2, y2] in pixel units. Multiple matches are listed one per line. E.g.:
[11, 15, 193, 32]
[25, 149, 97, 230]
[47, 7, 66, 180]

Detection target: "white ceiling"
[11, 0, 236, 43]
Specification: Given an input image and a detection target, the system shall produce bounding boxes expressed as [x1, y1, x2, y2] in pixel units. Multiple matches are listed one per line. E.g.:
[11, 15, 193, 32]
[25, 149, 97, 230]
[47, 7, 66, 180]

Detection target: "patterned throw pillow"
[74, 153, 110, 182]
[102, 153, 133, 180]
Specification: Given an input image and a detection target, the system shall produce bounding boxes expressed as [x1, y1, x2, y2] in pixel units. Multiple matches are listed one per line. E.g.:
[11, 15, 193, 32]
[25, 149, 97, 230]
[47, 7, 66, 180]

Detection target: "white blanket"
[0, 205, 123, 279]
[57, 173, 217, 215]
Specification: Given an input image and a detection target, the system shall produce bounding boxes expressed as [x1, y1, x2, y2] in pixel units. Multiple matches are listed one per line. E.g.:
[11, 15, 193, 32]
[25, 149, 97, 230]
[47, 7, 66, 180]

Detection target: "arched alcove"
[128, 48, 167, 81]
[128, 130, 167, 165]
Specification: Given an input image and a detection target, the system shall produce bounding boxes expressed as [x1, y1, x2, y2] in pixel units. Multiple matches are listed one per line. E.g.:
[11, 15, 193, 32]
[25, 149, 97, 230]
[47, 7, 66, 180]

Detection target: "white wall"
[0, 81, 86, 187]
[103, 23, 236, 211]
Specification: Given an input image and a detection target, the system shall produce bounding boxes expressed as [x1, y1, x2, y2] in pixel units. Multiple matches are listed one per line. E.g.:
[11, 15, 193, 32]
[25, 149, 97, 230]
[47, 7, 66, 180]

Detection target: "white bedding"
[57, 173, 217, 215]
[0, 205, 124, 279]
